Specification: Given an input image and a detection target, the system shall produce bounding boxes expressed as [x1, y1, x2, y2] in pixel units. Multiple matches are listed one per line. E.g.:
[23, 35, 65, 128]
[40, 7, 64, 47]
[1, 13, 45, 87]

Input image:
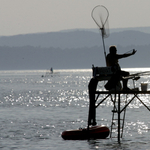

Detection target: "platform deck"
[95, 90, 150, 94]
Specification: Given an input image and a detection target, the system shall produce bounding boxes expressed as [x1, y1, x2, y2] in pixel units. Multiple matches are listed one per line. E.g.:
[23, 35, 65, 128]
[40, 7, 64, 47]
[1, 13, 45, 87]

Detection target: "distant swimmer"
[50, 67, 53, 74]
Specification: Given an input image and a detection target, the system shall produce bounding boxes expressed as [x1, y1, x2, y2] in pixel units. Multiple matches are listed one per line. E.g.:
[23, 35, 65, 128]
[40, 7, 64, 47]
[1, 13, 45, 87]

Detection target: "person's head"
[109, 46, 117, 55]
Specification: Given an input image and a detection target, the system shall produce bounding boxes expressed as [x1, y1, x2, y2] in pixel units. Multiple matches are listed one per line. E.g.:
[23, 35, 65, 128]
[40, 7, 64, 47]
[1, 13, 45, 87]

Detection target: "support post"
[118, 93, 121, 143]
[88, 78, 98, 126]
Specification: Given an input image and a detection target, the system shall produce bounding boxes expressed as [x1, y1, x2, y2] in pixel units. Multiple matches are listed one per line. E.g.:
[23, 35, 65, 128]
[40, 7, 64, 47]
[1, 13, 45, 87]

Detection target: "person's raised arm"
[117, 49, 137, 59]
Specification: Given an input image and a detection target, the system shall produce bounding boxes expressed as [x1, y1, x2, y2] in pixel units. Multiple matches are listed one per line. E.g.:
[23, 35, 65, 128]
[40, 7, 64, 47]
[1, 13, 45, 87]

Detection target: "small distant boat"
[61, 125, 110, 140]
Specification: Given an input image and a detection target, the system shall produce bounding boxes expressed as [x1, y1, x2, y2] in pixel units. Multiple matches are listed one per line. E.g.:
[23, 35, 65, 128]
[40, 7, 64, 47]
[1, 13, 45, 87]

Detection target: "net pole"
[101, 28, 107, 66]
[91, 5, 109, 65]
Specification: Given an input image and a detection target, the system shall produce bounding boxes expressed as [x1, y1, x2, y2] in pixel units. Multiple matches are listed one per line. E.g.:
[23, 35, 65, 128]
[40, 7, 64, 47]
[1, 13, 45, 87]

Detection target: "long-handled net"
[91, 5, 109, 65]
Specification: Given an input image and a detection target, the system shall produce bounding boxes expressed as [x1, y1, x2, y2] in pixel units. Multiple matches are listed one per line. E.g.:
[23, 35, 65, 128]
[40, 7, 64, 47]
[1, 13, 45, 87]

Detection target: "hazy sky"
[1, 0, 150, 36]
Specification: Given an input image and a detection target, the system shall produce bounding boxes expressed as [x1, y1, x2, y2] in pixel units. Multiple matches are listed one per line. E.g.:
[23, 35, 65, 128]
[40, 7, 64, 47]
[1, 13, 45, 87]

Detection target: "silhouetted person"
[88, 45, 137, 126]
[50, 67, 53, 74]
[105, 45, 137, 91]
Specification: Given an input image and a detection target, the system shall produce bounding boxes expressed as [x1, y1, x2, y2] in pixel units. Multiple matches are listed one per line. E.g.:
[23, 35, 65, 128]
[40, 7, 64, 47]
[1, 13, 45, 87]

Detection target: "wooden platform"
[89, 66, 150, 142]
[95, 90, 150, 94]
[94, 89, 150, 142]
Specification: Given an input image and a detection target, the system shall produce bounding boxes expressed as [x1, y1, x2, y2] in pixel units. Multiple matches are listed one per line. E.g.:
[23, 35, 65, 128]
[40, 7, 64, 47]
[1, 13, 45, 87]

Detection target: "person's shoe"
[92, 122, 97, 126]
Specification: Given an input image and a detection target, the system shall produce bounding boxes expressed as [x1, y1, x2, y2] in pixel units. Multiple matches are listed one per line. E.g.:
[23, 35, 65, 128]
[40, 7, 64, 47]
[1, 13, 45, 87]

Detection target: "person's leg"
[105, 71, 122, 91]
[120, 70, 130, 90]
[122, 79, 128, 89]
[88, 78, 98, 125]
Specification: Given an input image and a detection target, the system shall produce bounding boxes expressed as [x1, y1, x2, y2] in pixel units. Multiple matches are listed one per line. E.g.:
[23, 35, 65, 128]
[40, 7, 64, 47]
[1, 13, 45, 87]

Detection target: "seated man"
[88, 46, 137, 125]
[105, 45, 137, 91]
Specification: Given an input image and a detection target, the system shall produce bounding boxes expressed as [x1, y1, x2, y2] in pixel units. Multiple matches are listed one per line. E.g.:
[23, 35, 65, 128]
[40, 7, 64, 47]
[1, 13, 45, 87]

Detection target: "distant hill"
[0, 27, 150, 70]
[0, 44, 150, 70]
[0, 27, 150, 49]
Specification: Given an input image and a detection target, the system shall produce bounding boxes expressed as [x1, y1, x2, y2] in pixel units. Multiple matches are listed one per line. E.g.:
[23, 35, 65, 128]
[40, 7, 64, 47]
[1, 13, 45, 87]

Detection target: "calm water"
[0, 68, 150, 149]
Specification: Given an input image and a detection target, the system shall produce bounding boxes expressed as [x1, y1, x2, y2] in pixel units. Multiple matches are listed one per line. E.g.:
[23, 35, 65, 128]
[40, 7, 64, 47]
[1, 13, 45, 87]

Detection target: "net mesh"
[91, 5, 109, 38]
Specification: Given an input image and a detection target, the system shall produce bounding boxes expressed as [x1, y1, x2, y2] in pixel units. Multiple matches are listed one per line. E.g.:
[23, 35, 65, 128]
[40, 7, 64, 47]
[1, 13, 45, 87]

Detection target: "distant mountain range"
[0, 27, 150, 49]
[0, 27, 150, 70]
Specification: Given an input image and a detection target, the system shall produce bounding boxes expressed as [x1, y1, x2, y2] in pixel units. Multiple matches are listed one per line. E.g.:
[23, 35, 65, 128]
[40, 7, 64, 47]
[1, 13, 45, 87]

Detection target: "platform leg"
[88, 78, 98, 126]
[118, 93, 120, 143]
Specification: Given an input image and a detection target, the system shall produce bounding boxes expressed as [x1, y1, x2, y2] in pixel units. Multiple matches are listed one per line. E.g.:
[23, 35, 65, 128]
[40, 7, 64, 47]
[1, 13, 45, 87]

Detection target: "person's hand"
[132, 49, 137, 55]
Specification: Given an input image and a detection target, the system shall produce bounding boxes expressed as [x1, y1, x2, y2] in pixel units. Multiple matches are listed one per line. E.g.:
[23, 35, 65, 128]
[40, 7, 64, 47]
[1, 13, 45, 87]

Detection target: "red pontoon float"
[61, 125, 109, 140]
